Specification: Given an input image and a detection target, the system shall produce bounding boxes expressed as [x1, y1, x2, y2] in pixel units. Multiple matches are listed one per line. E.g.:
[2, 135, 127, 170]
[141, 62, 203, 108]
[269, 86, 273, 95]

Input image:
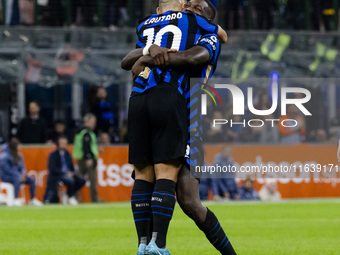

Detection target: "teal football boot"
[145, 241, 170, 255]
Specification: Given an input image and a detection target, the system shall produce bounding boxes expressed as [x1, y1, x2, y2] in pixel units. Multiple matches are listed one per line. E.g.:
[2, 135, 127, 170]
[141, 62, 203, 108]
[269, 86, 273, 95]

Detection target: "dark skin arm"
[121, 45, 174, 70]
[131, 45, 210, 79]
[121, 48, 143, 70]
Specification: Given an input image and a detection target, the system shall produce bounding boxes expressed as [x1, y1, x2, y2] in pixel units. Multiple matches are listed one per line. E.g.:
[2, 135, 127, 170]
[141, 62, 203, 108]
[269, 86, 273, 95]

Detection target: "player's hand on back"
[149, 44, 171, 67]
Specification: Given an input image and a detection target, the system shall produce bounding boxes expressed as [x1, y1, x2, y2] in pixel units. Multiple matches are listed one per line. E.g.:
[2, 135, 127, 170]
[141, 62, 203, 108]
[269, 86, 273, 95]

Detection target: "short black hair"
[203, 0, 216, 20]
[54, 119, 65, 125]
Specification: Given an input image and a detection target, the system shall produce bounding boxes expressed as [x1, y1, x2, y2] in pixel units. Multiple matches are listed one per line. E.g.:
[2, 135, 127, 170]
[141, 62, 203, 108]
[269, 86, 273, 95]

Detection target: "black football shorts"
[128, 83, 188, 164]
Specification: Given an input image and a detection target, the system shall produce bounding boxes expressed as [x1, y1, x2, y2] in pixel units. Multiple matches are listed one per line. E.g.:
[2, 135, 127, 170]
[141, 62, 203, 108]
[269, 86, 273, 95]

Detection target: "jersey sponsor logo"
[199, 36, 217, 50]
[139, 67, 151, 79]
[144, 12, 183, 25]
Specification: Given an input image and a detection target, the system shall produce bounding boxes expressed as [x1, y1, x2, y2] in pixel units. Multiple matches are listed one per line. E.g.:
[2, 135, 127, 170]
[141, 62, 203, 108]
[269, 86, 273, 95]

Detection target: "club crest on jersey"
[139, 67, 151, 79]
[145, 12, 183, 25]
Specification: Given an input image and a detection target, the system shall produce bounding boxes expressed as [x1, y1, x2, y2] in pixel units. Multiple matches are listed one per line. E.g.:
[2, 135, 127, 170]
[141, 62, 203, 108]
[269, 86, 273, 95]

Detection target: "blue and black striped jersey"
[131, 10, 219, 97]
[185, 34, 221, 169]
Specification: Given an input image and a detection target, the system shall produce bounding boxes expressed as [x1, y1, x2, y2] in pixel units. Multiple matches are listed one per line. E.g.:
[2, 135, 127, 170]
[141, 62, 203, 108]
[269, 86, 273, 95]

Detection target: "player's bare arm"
[217, 25, 228, 43]
[121, 49, 143, 70]
[121, 45, 173, 70]
[131, 45, 210, 79]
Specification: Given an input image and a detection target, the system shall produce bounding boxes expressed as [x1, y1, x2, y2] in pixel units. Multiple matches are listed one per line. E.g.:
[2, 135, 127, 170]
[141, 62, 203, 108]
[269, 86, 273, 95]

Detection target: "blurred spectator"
[45, 136, 86, 205]
[224, 0, 241, 30]
[315, 128, 327, 143]
[211, 145, 240, 200]
[328, 127, 339, 144]
[99, 132, 111, 145]
[44, 0, 64, 26]
[227, 115, 244, 142]
[19, 0, 34, 25]
[310, 0, 321, 30]
[16, 101, 47, 144]
[258, 179, 281, 201]
[320, 0, 335, 31]
[284, 0, 305, 30]
[256, 93, 272, 111]
[337, 138, 340, 163]
[129, 0, 144, 26]
[89, 86, 114, 134]
[238, 177, 260, 200]
[258, 114, 279, 144]
[119, 119, 128, 143]
[0, 138, 42, 206]
[249, 93, 278, 143]
[4, 0, 20, 25]
[72, 0, 96, 26]
[47, 119, 71, 144]
[254, 0, 276, 30]
[205, 110, 228, 143]
[105, 0, 128, 29]
[278, 105, 306, 145]
[73, 113, 99, 202]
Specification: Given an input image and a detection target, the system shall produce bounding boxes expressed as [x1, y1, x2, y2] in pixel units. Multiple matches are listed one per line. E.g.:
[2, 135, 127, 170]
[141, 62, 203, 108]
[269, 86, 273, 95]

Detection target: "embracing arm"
[131, 45, 210, 78]
[165, 45, 210, 68]
[121, 48, 143, 70]
[144, 45, 209, 68]
[217, 25, 228, 43]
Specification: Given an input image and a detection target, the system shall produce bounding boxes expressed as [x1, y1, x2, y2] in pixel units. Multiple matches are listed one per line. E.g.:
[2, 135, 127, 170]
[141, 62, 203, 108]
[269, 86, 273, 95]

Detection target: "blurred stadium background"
[0, 0, 340, 254]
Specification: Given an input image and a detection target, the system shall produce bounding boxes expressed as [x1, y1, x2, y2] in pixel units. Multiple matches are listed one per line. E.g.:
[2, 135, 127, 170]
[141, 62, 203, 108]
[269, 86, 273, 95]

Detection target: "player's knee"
[134, 164, 155, 183]
[177, 193, 198, 214]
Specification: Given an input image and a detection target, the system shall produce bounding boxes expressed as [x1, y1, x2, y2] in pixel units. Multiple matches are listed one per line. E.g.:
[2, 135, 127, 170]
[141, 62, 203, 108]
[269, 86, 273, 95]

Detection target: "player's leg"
[149, 160, 181, 249]
[147, 84, 188, 251]
[128, 92, 155, 251]
[176, 165, 237, 255]
[131, 164, 155, 247]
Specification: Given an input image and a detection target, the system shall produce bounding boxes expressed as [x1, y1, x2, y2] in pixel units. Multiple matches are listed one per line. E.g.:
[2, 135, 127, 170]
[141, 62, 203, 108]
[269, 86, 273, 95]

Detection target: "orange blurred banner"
[19, 145, 134, 203]
[6, 144, 339, 202]
[205, 144, 340, 198]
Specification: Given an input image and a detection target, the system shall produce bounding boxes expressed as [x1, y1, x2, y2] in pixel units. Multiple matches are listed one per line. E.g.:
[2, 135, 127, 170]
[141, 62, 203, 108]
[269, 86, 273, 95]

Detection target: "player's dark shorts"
[128, 83, 188, 164]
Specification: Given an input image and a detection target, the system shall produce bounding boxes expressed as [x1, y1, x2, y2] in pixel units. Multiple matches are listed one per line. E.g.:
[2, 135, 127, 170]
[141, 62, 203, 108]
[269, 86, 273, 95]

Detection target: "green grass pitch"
[0, 199, 340, 255]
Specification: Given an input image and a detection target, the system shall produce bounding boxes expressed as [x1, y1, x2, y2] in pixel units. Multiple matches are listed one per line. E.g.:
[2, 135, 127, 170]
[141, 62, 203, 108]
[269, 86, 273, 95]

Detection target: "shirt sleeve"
[19, 154, 26, 175]
[195, 14, 219, 35]
[83, 132, 94, 159]
[196, 34, 221, 63]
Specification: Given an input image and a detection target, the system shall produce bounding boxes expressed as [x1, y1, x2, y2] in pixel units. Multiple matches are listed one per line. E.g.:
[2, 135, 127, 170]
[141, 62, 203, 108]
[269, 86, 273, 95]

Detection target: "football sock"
[131, 180, 155, 245]
[150, 179, 176, 248]
[197, 208, 237, 255]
